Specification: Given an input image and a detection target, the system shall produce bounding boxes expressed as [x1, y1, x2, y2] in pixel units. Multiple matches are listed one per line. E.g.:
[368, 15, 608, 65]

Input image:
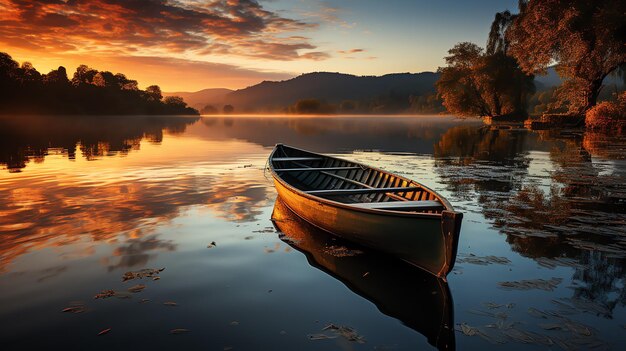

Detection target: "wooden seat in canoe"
[306, 187, 419, 196]
[275, 167, 361, 172]
[272, 157, 323, 162]
[350, 200, 444, 211]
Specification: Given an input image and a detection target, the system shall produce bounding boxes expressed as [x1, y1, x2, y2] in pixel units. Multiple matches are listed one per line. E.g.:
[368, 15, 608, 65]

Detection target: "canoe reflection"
[271, 197, 455, 351]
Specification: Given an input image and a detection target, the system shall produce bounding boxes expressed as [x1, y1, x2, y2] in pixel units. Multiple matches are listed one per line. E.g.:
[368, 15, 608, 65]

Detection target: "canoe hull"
[274, 177, 460, 277]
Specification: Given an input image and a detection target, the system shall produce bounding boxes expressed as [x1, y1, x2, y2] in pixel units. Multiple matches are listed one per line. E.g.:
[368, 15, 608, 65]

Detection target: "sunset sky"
[1, 0, 518, 91]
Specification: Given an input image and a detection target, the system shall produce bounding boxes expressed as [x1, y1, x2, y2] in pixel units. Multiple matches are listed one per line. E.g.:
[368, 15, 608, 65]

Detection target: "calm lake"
[1, 115, 625, 350]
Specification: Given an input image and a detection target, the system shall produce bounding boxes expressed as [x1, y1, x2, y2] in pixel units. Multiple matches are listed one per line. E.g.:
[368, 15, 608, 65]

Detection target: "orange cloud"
[338, 48, 365, 54]
[0, 0, 326, 61]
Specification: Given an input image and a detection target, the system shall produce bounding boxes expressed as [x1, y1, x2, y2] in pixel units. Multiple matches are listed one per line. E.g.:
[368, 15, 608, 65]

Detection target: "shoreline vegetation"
[0, 52, 198, 116]
[435, 0, 625, 133]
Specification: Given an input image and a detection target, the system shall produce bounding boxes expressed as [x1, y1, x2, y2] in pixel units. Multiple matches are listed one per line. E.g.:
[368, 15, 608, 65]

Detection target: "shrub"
[585, 92, 626, 133]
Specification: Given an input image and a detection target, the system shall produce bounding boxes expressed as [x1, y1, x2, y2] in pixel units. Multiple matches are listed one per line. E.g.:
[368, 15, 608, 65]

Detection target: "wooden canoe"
[271, 198, 455, 350]
[268, 144, 463, 278]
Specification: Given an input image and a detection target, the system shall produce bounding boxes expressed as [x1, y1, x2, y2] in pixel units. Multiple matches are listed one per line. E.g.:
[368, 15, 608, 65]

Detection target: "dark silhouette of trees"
[223, 104, 234, 114]
[0, 52, 197, 115]
[507, 0, 626, 115]
[436, 42, 535, 118]
[201, 104, 218, 114]
[145, 85, 163, 102]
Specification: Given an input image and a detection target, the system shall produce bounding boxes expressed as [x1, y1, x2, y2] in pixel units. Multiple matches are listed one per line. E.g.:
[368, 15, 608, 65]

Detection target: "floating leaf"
[163, 301, 178, 306]
[459, 323, 478, 336]
[458, 253, 511, 266]
[94, 290, 116, 299]
[324, 245, 363, 257]
[538, 323, 564, 330]
[207, 241, 216, 248]
[313, 323, 364, 343]
[308, 333, 336, 340]
[97, 328, 111, 336]
[482, 302, 504, 309]
[61, 305, 86, 314]
[122, 268, 165, 282]
[498, 278, 562, 291]
[128, 284, 146, 293]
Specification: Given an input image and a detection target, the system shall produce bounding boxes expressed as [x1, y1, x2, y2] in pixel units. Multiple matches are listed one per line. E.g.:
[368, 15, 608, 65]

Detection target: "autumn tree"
[507, 0, 626, 115]
[436, 42, 534, 117]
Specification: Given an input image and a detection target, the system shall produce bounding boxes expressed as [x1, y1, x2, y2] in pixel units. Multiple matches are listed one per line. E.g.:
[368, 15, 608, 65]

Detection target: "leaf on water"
[128, 284, 146, 293]
[170, 329, 190, 334]
[458, 253, 511, 266]
[122, 268, 165, 282]
[498, 278, 562, 291]
[207, 241, 216, 248]
[94, 290, 116, 299]
[140, 299, 150, 303]
[308, 333, 336, 340]
[153, 276, 160, 281]
[244, 236, 254, 240]
[482, 302, 504, 309]
[314, 323, 365, 343]
[564, 321, 593, 336]
[61, 305, 86, 314]
[97, 328, 111, 336]
[324, 245, 363, 257]
[458, 323, 478, 336]
[253, 227, 275, 233]
[538, 323, 564, 330]
[163, 301, 178, 306]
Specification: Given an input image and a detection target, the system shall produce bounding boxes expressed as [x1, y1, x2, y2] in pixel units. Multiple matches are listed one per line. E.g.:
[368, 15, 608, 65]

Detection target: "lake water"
[1, 115, 625, 350]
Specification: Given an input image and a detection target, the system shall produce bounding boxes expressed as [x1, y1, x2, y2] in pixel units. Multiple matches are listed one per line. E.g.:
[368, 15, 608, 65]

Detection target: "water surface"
[1, 115, 625, 350]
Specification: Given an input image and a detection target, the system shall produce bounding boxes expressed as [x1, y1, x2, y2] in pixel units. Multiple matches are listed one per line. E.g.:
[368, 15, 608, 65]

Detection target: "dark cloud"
[0, 0, 326, 61]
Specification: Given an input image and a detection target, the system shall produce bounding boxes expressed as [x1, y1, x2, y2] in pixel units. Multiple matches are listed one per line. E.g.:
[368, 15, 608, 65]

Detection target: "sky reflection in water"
[0, 115, 625, 350]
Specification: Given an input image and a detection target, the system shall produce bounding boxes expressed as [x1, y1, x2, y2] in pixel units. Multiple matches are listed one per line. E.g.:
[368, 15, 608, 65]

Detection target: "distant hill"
[164, 88, 233, 110]
[223, 72, 440, 113]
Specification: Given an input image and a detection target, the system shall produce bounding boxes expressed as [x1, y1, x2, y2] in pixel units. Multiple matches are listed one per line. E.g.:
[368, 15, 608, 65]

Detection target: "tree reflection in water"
[0, 115, 199, 171]
[434, 125, 626, 318]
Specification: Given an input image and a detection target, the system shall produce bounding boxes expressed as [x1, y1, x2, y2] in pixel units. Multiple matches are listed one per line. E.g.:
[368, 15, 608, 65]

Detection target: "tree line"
[436, 0, 625, 126]
[0, 52, 198, 115]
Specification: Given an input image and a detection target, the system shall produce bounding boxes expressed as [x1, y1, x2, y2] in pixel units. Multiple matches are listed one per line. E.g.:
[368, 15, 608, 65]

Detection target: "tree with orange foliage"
[507, 0, 626, 115]
[436, 42, 534, 118]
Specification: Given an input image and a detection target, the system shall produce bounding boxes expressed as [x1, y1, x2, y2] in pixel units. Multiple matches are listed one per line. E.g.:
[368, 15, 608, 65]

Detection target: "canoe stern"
[440, 210, 463, 276]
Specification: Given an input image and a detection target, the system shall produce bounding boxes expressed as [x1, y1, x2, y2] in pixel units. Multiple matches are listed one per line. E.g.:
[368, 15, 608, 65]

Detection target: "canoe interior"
[271, 144, 444, 214]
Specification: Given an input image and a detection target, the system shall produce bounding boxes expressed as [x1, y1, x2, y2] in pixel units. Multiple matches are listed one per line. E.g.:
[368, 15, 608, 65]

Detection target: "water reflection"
[0, 115, 199, 171]
[271, 198, 455, 350]
[433, 126, 626, 320]
[0, 115, 625, 350]
[193, 115, 482, 153]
